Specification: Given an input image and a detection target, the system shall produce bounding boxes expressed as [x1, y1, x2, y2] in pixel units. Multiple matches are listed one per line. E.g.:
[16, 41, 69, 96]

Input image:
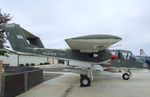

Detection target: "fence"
[1, 66, 43, 97]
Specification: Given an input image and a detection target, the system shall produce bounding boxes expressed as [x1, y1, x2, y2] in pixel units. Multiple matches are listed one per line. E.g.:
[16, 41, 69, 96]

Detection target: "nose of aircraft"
[143, 62, 149, 68]
[139, 60, 149, 68]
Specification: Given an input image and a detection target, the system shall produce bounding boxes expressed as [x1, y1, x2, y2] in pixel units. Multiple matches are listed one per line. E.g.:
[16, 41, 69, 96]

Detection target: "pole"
[0, 60, 2, 80]
[0, 60, 3, 97]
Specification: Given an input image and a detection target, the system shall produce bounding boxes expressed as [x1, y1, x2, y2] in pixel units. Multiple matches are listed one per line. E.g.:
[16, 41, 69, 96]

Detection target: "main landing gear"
[80, 75, 91, 87]
[80, 66, 93, 87]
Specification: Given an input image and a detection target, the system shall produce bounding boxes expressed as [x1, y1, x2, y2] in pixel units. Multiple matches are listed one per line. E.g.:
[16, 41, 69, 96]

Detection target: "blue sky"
[1, 0, 150, 55]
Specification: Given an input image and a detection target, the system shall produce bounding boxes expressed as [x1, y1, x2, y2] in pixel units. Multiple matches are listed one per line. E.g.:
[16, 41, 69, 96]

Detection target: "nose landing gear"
[122, 69, 132, 80]
[122, 73, 130, 80]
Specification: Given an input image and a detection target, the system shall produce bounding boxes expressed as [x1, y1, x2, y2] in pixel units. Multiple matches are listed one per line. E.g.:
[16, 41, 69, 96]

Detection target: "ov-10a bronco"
[0, 23, 147, 87]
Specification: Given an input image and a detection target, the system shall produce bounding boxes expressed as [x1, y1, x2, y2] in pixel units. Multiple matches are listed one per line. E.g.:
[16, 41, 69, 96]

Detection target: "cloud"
[1, 0, 150, 55]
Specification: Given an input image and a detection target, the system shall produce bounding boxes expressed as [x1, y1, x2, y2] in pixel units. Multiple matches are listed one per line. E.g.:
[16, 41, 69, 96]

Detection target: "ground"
[17, 65, 150, 97]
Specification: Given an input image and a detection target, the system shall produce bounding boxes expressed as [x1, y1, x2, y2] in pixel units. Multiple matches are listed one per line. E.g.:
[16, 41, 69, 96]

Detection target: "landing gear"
[121, 68, 132, 80]
[80, 75, 91, 87]
[122, 73, 130, 80]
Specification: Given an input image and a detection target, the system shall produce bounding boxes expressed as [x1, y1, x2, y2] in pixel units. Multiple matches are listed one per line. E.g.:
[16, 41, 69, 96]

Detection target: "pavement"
[17, 72, 79, 97]
[0, 79, 2, 95]
[17, 68, 150, 97]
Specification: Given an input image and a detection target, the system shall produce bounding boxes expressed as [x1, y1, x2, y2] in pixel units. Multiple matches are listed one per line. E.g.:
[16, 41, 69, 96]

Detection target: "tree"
[0, 9, 11, 49]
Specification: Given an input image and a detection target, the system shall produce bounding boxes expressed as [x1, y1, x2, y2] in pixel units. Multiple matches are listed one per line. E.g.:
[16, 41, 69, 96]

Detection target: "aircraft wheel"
[80, 74, 85, 78]
[80, 75, 91, 87]
[122, 73, 130, 80]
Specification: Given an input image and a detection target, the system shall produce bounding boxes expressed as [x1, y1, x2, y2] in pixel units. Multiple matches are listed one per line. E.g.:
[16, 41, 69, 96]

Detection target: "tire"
[80, 75, 91, 87]
[80, 74, 86, 78]
[122, 73, 130, 80]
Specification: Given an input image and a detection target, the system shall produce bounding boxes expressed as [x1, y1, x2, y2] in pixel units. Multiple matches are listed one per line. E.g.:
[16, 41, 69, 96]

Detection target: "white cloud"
[1, 0, 150, 55]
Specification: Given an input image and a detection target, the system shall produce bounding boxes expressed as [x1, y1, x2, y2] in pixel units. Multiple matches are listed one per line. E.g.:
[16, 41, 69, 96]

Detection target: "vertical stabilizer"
[0, 23, 44, 52]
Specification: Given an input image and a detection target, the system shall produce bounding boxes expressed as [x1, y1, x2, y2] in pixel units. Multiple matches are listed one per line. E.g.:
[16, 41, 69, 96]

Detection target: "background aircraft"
[0, 23, 147, 87]
[136, 49, 150, 69]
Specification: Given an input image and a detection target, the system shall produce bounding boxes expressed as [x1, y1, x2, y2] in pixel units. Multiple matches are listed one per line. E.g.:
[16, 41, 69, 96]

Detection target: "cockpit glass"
[111, 51, 117, 55]
[111, 50, 134, 61]
[121, 52, 132, 61]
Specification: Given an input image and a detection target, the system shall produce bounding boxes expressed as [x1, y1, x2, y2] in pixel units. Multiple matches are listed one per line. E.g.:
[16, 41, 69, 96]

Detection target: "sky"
[0, 0, 150, 55]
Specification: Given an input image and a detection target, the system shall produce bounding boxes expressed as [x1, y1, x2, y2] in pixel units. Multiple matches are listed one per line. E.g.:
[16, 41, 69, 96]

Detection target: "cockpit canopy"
[111, 50, 137, 61]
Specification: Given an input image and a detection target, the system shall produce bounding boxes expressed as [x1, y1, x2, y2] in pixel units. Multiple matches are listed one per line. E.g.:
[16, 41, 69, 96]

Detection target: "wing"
[65, 34, 122, 52]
